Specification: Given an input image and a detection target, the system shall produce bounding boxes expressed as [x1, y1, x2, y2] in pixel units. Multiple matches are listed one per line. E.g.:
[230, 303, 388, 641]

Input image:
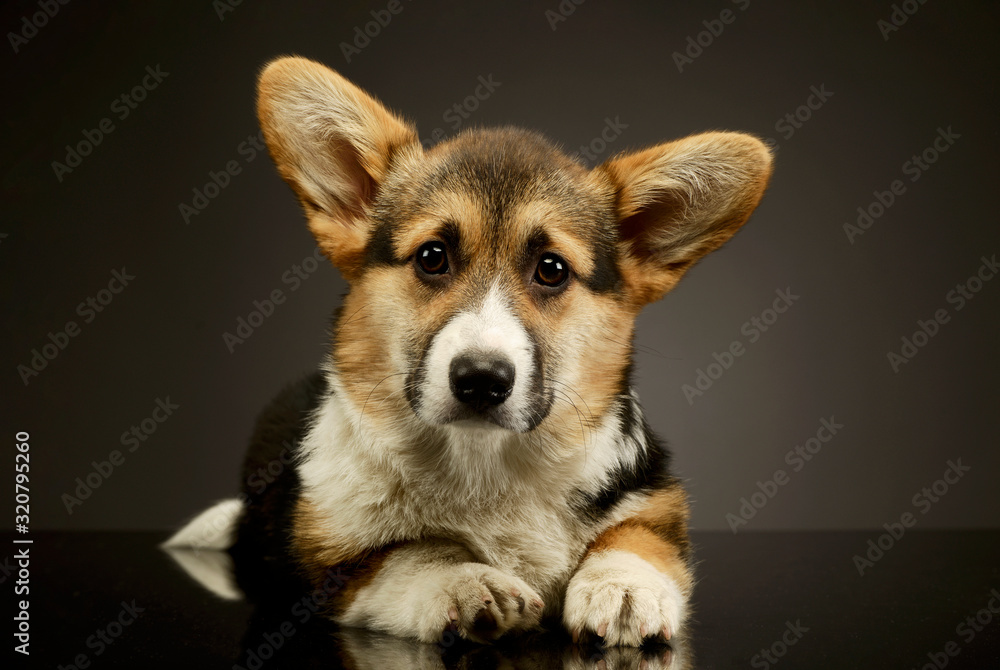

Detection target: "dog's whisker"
[338, 302, 370, 328]
[361, 372, 409, 419]
[596, 331, 680, 361]
[551, 388, 592, 455]
[551, 381, 597, 427]
[372, 381, 418, 413]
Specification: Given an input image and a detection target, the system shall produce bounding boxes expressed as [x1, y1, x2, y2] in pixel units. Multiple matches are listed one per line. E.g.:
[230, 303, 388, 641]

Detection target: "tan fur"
[596, 132, 773, 306]
[586, 486, 694, 596]
[524, 288, 635, 437]
[586, 524, 693, 596]
[330, 549, 396, 616]
[291, 497, 371, 572]
[293, 497, 401, 618]
[392, 191, 484, 259]
[257, 56, 422, 280]
[330, 275, 413, 430]
[509, 200, 598, 277]
[633, 486, 692, 545]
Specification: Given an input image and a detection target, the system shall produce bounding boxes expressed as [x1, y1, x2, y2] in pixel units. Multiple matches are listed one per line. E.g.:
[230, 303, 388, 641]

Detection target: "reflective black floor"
[9, 530, 1000, 668]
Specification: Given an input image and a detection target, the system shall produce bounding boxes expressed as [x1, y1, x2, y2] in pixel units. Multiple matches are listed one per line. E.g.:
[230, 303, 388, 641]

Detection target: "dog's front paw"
[563, 550, 687, 647]
[416, 563, 544, 644]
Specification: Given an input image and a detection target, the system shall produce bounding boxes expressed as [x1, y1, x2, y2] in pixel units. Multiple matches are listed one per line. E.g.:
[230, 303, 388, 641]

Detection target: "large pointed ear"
[597, 132, 773, 305]
[257, 56, 421, 280]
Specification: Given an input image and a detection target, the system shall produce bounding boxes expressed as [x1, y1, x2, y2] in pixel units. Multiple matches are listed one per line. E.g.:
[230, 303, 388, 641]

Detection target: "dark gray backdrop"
[4, 0, 998, 533]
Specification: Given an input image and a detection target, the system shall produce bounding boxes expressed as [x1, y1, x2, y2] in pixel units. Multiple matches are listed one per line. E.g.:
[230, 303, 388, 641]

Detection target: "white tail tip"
[162, 498, 244, 550]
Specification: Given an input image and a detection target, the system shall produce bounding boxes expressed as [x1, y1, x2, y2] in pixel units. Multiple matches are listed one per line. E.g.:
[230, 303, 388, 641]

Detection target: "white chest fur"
[296, 384, 645, 598]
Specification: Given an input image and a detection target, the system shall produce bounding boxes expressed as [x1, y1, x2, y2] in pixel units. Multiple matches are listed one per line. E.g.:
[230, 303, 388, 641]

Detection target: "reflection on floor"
[163, 543, 692, 669]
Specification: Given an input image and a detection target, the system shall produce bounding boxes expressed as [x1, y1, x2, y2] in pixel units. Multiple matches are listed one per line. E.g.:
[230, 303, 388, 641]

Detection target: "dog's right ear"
[257, 56, 420, 280]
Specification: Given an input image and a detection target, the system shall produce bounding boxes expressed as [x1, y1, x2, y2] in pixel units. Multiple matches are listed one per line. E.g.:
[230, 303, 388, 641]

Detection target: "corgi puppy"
[167, 56, 772, 647]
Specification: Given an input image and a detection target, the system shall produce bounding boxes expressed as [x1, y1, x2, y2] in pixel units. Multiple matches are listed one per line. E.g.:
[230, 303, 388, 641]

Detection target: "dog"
[166, 56, 773, 647]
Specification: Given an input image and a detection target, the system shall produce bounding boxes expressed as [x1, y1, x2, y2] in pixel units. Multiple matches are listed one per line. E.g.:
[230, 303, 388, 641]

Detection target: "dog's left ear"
[597, 132, 773, 305]
[257, 56, 421, 280]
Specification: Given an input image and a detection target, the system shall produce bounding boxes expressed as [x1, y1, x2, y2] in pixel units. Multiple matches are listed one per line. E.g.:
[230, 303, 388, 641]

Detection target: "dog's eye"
[416, 242, 449, 275]
[535, 253, 568, 287]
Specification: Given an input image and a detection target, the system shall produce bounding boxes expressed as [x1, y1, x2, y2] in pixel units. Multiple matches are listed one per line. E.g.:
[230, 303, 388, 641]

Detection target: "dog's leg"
[307, 538, 546, 644]
[563, 485, 693, 646]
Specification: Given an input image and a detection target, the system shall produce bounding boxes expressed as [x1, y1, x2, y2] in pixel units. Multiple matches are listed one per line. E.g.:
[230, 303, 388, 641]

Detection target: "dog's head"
[258, 57, 772, 448]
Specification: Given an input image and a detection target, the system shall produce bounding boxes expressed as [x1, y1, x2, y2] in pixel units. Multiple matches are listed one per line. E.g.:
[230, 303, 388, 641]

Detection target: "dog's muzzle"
[409, 285, 549, 432]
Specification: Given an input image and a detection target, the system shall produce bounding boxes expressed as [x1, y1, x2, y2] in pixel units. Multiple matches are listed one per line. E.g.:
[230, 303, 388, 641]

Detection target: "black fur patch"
[521, 328, 553, 431]
[571, 396, 672, 521]
[230, 372, 327, 593]
[363, 214, 399, 267]
[579, 222, 623, 294]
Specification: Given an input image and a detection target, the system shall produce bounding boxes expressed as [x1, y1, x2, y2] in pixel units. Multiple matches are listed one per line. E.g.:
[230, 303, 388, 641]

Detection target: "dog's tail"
[162, 499, 245, 600]
[162, 498, 243, 551]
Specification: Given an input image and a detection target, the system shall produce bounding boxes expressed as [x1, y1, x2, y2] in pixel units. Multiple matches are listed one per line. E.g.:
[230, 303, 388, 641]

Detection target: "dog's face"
[350, 129, 634, 436]
[257, 58, 772, 446]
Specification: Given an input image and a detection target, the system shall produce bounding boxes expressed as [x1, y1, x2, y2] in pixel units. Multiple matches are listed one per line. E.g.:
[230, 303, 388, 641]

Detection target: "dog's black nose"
[449, 354, 515, 411]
